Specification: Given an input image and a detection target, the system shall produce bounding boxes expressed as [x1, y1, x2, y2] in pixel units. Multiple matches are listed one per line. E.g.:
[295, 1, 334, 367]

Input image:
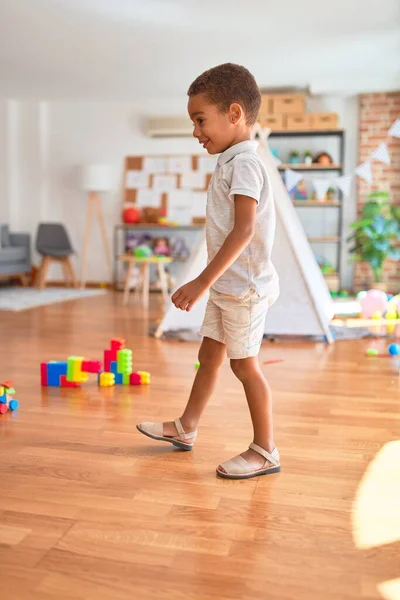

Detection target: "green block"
[5, 387, 16, 395]
[67, 356, 83, 382]
[117, 349, 133, 374]
[123, 372, 130, 385]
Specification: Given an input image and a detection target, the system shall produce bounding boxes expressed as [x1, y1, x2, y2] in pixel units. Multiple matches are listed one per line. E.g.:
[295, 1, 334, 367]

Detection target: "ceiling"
[0, 0, 399, 100]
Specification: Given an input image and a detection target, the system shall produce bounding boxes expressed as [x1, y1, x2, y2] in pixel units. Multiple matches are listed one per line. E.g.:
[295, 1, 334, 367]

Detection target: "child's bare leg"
[163, 336, 225, 437]
[218, 356, 274, 471]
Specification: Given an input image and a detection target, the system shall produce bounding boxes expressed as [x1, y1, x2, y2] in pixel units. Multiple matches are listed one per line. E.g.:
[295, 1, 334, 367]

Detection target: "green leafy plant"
[348, 192, 400, 282]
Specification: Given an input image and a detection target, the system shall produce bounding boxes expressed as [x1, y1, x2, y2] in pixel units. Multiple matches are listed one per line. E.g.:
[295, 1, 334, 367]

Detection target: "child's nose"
[193, 125, 200, 139]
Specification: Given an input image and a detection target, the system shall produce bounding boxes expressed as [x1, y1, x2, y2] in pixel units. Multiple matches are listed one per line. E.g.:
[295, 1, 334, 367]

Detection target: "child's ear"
[229, 103, 243, 125]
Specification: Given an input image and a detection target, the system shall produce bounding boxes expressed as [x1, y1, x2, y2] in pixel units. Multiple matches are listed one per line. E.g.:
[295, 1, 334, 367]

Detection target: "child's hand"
[171, 277, 209, 311]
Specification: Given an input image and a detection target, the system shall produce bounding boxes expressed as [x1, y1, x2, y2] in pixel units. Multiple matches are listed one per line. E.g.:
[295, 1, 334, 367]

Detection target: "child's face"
[188, 93, 242, 155]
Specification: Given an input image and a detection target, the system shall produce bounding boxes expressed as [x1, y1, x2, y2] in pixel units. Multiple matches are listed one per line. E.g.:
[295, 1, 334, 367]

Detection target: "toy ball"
[359, 289, 388, 318]
[386, 309, 397, 320]
[195, 361, 200, 370]
[9, 399, 19, 411]
[133, 245, 153, 258]
[366, 348, 379, 356]
[388, 343, 400, 356]
[122, 206, 141, 224]
[372, 311, 382, 320]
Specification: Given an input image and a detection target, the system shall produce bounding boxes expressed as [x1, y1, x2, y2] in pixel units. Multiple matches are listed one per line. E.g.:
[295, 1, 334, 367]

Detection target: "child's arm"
[172, 195, 256, 311]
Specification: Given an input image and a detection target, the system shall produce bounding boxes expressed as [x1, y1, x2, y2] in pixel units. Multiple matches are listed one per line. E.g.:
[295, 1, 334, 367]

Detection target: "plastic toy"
[359, 289, 388, 318]
[41, 339, 151, 389]
[388, 343, 400, 356]
[0, 381, 19, 415]
[133, 244, 153, 258]
[122, 206, 141, 224]
[195, 361, 200, 370]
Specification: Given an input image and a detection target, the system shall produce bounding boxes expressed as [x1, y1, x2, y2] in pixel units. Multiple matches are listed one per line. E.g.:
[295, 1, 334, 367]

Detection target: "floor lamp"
[80, 164, 114, 288]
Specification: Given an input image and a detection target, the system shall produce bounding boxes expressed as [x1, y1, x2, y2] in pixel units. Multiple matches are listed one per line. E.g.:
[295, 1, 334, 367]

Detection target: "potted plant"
[288, 151, 300, 165]
[304, 150, 313, 165]
[348, 192, 400, 292]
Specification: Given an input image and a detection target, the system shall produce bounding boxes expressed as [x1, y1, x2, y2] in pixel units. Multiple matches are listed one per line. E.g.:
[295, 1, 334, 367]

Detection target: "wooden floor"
[0, 292, 399, 600]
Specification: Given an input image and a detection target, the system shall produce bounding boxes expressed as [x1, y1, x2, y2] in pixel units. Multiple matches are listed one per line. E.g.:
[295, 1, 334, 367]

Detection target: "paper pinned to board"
[167, 190, 193, 225]
[126, 170, 149, 189]
[143, 157, 168, 174]
[168, 156, 192, 174]
[191, 192, 207, 218]
[136, 189, 162, 208]
[153, 175, 177, 193]
[181, 172, 206, 189]
[198, 155, 218, 173]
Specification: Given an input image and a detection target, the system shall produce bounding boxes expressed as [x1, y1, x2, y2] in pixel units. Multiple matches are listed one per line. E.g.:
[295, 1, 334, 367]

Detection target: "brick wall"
[353, 92, 400, 292]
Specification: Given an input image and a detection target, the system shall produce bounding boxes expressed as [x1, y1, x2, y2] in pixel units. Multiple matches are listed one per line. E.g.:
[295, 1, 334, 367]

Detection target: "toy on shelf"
[122, 205, 141, 224]
[153, 237, 170, 257]
[358, 289, 390, 319]
[313, 152, 333, 165]
[0, 381, 19, 415]
[133, 244, 153, 258]
[293, 180, 308, 201]
[41, 339, 151, 388]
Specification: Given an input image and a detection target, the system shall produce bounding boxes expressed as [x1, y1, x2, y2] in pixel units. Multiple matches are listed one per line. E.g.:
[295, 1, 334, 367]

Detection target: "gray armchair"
[0, 224, 31, 285]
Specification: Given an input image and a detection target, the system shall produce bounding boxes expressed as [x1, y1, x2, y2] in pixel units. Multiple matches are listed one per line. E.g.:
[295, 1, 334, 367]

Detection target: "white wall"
[0, 96, 358, 287]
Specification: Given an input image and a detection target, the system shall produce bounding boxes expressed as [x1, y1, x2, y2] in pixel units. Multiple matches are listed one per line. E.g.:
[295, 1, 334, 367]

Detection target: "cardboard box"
[271, 94, 305, 115]
[259, 114, 285, 131]
[310, 113, 339, 130]
[259, 94, 272, 118]
[285, 114, 312, 131]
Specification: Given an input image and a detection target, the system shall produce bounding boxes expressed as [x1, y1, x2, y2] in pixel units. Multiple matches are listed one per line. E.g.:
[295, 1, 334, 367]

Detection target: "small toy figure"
[314, 152, 333, 165]
[153, 237, 170, 256]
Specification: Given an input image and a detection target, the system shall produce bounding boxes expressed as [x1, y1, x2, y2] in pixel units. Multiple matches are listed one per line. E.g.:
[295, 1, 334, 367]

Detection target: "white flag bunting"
[334, 175, 353, 198]
[355, 161, 373, 184]
[371, 142, 391, 166]
[312, 179, 331, 201]
[284, 169, 304, 192]
[388, 119, 400, 138]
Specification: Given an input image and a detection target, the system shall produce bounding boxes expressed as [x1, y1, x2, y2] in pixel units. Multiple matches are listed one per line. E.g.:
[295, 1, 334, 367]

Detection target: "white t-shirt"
[206, 139, 279, 301]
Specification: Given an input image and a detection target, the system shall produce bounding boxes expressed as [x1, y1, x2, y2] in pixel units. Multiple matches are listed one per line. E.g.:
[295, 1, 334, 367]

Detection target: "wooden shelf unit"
[278, 163, 342, 171]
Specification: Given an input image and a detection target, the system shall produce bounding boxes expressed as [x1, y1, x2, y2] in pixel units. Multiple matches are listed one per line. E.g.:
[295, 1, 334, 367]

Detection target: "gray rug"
[0, 287, 107, 311]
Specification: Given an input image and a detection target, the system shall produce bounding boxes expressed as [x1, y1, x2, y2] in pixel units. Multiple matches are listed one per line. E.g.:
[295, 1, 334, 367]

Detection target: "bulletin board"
[122, 154, 217, 224]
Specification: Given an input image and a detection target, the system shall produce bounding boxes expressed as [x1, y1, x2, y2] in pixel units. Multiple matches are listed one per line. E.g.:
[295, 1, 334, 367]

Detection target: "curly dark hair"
[187, 63, 261, 126]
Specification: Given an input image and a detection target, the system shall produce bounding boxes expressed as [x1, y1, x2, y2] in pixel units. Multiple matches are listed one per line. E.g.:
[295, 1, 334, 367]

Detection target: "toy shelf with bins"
[270, 129, 345, 291]
[113, 223, 204, 291]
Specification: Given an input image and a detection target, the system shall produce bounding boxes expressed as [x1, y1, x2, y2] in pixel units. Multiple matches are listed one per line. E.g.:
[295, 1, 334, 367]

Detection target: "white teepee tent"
[156, 126, 334, 342]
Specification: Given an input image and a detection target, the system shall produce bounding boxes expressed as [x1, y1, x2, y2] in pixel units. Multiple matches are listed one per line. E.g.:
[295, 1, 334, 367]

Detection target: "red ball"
[122, 206, 141, 224]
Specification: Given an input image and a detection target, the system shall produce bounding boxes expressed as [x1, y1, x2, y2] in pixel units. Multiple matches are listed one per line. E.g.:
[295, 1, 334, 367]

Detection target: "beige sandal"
[216, 443, 280, 480]
[136, 418, 197, 450]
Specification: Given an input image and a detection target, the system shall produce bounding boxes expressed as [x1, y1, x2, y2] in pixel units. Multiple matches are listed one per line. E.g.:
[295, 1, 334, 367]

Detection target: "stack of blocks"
[99, 339, 150, 387]
[40, 339, 150, 388]
[0, 380, 19, 415]
[41, 359, 102, 387]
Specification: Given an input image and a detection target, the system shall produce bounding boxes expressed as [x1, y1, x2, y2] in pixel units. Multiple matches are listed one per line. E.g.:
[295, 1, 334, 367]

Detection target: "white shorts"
[200, 288, 269, 359]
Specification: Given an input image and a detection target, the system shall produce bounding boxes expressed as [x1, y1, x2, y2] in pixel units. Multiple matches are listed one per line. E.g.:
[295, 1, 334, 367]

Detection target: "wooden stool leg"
[18, 273, 29, 287]
[38, 256, 51, 290]
[61, 258, 70, 287]
[142, 262, 150, 311]
[123, 261, 135, 305]
[157, 262, 169, 306]
[65, 257, 79, 288]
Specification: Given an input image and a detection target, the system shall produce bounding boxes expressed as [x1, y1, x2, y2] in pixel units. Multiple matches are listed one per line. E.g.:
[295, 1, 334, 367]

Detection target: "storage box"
[310, 113, 339, 130]
[259, 94, 272, 118]
[259, 114, 285, 131]
[285, 114, 312, 131]
[271, 94, 305, 115]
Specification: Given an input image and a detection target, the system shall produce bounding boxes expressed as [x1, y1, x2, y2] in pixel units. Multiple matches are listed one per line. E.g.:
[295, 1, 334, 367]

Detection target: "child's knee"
[230, 358, 256, 381]
[198, 342, 225, 370]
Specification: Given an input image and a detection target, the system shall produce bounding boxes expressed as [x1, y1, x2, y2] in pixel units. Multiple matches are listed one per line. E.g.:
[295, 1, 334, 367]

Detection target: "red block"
[82, 360, 102, 374]
[0, 380, 13, 388]
[40, 363, 48, 387]
[104, 350, 115, 371]
[60, 375, 80, 388]
[130, 372, 141, 386]
[0, 404, 8, 414]
[111, 338, 125, 351]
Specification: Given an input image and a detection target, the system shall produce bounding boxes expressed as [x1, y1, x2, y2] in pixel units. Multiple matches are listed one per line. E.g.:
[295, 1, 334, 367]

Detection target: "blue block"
[0, 394, 7, 404]
[47, 361, 68, 386]
[110, 361, 123, 384]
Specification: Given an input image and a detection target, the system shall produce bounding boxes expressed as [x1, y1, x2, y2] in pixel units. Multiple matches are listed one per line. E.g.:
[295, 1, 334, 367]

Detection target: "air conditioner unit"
[145, 116, 193, 138]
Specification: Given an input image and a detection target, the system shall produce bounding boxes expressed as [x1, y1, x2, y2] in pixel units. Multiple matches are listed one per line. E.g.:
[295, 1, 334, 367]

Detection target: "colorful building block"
[130, 372, 141, 385]
[0, 395, 7, 404]
[81, 360, 102, 373]
[111, 338, 125, 351]
[110, 362, 123, 384]
[47, 361, 68, 386]
[137, 371, 151, 384]
[60, 375, 80, 388]
[9, 399, 19, 411]
[117, 349, 133, 375]
[0, 387, 4, 396]
[99, 372, 115, 387]
[0, 404, 8, 414]
[67, 356, 88, 383]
